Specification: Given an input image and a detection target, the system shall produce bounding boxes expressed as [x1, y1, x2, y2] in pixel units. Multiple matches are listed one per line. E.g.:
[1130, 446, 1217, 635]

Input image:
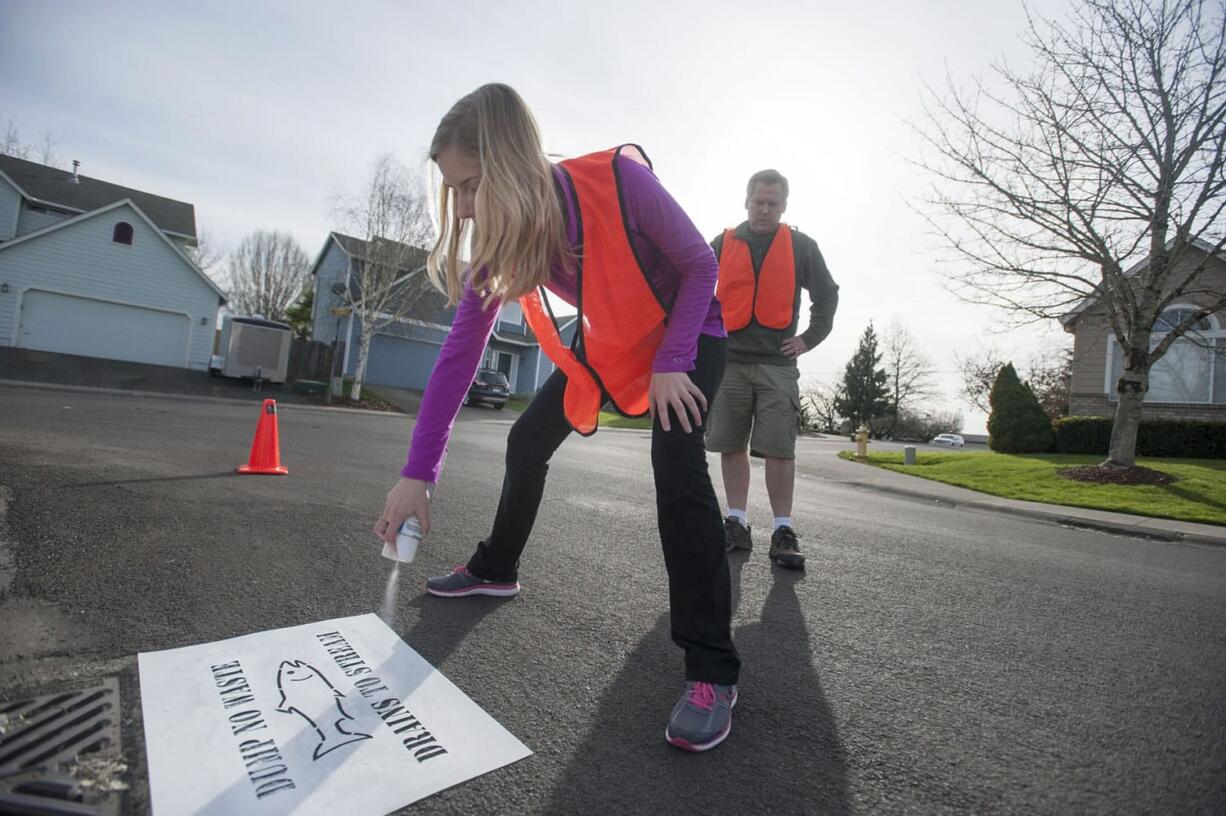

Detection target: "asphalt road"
[1, 385, 1224, 815]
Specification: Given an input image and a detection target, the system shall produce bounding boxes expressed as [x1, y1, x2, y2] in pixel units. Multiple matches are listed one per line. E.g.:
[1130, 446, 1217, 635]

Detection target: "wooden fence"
[288, 339, 337, 382]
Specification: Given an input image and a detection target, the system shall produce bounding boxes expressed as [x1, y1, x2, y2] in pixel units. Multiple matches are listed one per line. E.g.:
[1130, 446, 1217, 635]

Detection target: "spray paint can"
[382, 517, 423, 563]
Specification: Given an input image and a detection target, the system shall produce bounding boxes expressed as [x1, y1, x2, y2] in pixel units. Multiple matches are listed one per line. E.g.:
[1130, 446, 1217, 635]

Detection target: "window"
[112, 222, 134, 245]
[499, 300, 523, 329]
[1106, 305, 1223, 404]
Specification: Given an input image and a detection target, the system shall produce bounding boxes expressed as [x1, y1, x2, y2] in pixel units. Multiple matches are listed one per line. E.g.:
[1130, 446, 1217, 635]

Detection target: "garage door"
[17, 290, 190, 367]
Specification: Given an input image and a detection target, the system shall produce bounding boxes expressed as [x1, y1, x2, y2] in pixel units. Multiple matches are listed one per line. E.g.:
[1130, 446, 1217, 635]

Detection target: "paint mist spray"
[379, 502, 427, 627]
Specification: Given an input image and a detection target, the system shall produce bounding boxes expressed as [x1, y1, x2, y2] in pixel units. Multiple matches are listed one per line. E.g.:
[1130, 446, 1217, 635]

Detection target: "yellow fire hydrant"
[855, 424, 870, 459]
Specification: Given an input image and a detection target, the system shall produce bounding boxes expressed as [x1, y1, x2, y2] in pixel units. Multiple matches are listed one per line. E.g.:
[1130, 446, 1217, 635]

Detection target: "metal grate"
[0, 677, 124, 815]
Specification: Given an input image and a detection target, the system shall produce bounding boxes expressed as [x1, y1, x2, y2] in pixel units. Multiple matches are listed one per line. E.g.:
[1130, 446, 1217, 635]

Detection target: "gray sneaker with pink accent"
[665, 681, 738, 752]
[425, 566, 520, 598]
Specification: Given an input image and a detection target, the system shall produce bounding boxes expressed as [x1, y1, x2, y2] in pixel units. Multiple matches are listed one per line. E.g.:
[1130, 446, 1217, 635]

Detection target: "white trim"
[0, 172, 21, 239]
[372, 312, 451, 332]
[373, 329, 444, 348]
[13, 285, 193, 367]
[490, 331, 539, 348]
[0, 166, 34, 206]
[0, 199, 226, 300]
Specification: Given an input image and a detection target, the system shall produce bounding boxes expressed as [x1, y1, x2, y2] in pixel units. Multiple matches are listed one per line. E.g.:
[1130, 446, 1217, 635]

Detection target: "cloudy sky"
[1, 0, 1080, 433]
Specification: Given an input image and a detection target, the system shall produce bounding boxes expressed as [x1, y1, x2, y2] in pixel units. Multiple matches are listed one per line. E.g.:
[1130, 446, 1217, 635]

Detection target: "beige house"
[1061, 240, 1226, 422]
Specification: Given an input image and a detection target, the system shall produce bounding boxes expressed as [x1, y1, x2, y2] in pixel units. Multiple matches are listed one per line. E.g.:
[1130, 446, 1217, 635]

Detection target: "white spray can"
[382, 517, 423, 563]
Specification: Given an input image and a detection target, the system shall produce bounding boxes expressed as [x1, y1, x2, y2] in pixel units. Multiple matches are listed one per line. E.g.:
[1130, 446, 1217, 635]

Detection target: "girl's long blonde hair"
[428, 83, 570, 307]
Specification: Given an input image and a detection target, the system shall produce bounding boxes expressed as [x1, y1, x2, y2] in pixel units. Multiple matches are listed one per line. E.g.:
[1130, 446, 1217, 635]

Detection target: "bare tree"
[1026, 347, 1074, 419]
[1, 121, 62, 167]
[958, 345, 1074, 420]
[186, 228, 226, 288]
[0, 122, 23, 158]
[226, 230, 310, 323]
[880, 320, 938, 438]
[955, 346, 1003, 415]
[332, 154, 435, 400]
[800, 378, 844, 434]
[916, 0, 1226, 468]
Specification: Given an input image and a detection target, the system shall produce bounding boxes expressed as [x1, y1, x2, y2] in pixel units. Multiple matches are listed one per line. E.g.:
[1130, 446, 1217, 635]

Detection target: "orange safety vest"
[715, 225, 796, 331]
[519, 145, 666, 435]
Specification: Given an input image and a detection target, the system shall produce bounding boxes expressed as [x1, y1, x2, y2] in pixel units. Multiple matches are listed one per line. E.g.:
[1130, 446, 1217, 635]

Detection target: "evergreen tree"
[987, 362, 1054, 453]
[284, 288, 314, 341]
[834, 323, 889, 431]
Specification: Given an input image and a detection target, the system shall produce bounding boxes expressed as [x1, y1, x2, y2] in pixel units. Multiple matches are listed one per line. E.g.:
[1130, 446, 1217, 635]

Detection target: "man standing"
[706, 169, 839, 569]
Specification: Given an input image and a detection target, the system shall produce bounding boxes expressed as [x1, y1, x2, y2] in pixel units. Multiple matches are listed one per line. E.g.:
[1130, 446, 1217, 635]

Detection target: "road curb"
[0, 379, 409, 419]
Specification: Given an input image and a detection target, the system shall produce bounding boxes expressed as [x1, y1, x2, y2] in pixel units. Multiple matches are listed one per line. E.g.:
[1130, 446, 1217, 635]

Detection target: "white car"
[930, 433, 965, 448]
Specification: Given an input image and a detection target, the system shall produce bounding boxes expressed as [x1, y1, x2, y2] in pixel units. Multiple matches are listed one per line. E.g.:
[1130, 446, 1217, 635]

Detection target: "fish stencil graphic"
[275, 660, 373, 760]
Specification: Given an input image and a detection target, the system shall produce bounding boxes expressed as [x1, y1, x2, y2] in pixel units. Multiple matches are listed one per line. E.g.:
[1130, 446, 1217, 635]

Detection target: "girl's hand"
[374, 478, 431, 546]
[649, 371, 707, 433]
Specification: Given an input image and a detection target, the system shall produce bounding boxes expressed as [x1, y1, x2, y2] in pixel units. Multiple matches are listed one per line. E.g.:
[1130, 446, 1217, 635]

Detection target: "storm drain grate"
[0, 677, 124, 816]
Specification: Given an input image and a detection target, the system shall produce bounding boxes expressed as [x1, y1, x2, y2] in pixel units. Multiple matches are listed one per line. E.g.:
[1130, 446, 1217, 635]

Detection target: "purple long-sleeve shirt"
[402, 154, 724, 483]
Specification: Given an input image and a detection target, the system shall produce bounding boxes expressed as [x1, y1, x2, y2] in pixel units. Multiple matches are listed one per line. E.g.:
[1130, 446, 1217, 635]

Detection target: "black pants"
[467, 334, 740, 685]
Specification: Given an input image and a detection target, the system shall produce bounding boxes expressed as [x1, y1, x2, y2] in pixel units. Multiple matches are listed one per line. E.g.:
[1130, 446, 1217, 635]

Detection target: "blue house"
[0, 155, 224, 369]
[308, 232, 573, 394]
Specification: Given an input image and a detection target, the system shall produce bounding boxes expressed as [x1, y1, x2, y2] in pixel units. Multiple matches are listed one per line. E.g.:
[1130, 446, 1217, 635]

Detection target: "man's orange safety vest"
[715, 225, 796, 331]
[519, 145, 666, 435]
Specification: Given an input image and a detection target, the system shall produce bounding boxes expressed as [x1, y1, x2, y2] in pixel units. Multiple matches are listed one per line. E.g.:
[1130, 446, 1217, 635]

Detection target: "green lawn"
[839, 450, 1226, 526]
[502, 398, 654, 430]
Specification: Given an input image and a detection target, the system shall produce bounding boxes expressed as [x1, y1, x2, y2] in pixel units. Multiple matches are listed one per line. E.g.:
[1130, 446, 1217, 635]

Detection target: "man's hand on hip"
[781, 337, 809, 358]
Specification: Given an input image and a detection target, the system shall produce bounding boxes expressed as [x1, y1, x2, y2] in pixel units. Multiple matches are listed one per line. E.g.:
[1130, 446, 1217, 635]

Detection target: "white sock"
[728, 508, 749, 526]
[773, 517, 792, 531]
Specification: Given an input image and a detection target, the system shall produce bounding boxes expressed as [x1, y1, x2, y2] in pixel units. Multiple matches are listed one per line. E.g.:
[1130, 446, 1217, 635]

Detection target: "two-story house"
[309, 231, 572, 394]
[0, 154, 225, 369]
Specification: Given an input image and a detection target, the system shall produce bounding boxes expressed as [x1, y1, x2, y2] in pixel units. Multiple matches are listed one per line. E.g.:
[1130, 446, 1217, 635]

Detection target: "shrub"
[988, 363, 1054, 453]
[1054, 416, 1226, 458]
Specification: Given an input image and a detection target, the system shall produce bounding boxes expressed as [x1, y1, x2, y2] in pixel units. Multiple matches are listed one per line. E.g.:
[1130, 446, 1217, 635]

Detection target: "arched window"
[1109, 304, 1225, 405]
[1153, 306, 1215, 334]
[112, 222, 134, 245]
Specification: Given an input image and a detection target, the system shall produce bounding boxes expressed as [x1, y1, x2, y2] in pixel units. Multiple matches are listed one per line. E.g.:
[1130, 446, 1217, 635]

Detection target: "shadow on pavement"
[543, 555, 849, 814]
[64, 471, 239, 488]
[396, 591, 507, 669]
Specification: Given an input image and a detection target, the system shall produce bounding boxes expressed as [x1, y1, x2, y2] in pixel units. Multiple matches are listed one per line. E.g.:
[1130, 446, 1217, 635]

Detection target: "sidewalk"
[810, 442, 1226, 547]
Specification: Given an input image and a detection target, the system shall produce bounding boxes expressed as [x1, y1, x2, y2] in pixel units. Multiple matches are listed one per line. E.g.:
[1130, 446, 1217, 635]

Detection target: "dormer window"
[112, 222, 134, 245]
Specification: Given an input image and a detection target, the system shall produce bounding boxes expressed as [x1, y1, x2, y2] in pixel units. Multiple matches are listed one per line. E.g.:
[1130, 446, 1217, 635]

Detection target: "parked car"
[930, 433, 965, 448]
[466, 368, 510, 408]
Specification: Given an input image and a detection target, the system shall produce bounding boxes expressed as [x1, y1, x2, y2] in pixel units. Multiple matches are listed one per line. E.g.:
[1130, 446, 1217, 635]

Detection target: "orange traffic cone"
[238, 399, 288, 475]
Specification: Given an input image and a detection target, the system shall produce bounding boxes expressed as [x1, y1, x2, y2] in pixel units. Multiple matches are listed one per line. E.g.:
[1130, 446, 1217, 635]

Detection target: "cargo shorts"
[705, 360, 802, 459]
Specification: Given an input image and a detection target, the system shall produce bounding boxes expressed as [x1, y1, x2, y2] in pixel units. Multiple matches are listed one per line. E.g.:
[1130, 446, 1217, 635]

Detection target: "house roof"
[313, 231, 452, 324]
[395, 270, 456, 325]
[0, 198, 225, 302]
[0, 154, 197, 241]
[1060, 238, 1226, 328]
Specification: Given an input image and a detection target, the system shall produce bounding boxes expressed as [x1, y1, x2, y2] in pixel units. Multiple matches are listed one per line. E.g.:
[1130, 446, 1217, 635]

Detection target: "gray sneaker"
[769, 526, 805, 569]
[665, 681, 737, 752]
[425, 566, 520, 598]
[724, 517, 752, 552]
